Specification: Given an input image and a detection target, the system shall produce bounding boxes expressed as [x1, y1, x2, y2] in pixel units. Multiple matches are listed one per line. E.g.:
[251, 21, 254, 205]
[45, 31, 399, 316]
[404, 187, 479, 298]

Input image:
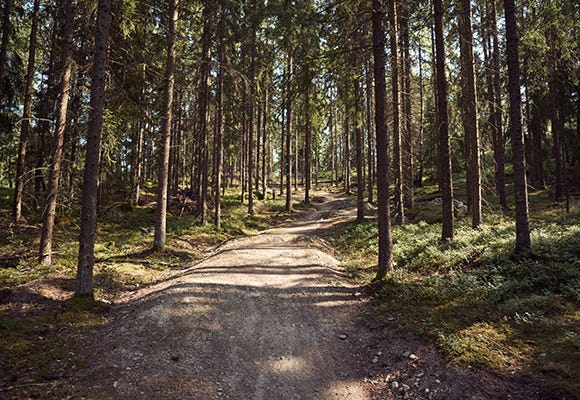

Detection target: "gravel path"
[76, 196, 562, 400]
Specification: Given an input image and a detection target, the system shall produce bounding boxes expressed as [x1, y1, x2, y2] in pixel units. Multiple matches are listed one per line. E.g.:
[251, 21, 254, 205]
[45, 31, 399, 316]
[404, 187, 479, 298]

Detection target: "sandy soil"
[70, 194, 561, 400]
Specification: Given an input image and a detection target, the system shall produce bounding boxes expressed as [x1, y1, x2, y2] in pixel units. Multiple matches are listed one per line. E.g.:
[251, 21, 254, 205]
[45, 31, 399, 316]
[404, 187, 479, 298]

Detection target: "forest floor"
[1, 191, 567, 399]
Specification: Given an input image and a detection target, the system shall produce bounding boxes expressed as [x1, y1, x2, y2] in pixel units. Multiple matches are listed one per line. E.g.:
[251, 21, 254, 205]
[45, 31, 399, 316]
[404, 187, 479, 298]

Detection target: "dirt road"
[76, 196, 559, 400]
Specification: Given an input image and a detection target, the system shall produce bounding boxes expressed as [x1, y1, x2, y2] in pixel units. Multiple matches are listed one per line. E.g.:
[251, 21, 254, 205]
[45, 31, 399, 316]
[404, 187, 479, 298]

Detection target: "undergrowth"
[328, 196, 580, 397]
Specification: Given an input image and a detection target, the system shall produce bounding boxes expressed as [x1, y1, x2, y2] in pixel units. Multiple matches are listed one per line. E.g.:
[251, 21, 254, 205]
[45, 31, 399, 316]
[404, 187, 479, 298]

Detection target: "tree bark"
[434, 0, 454, 241]
[198, 2, 212, 223]
[13, 0, 40, 224]
[400, 3, 413, 209]
[214, 0, 225, 229]
[503, 0, 531, 254]
[285, 54, 293, 212]
[305, 65, 312, 204]
[365, 59, 374, 203]
[76, 0, 112, 297]
[0, 0, 13, 103]
[372, 0, 394, 279]
[39, 0, 75, 265]
[355, 75, 364, 222]
[388, 0, 404, 224]
[458, 0, 482, 228]
[489, 0, 507, 209]
[131, 64, 146, 206]
[153, 0, 178, 250]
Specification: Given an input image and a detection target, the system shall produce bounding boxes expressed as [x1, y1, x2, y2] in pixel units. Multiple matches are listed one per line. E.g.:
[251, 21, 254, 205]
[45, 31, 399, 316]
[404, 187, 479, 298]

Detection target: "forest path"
[76, 193, 554, 400]
[81, 193, 381, 400]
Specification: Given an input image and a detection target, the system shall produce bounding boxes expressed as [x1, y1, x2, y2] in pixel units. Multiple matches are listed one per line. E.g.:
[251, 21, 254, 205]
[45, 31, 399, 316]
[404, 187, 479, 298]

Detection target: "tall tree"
[489, 0, 507, 209]
[372, 0, 394, 279]
[13, 0, 40, 224]
[153, 0, 178, 250]
[0, 0, 13, 102]
[76, 0, 112, 297]
[388, 0, 404, 225]
[458, 0, 482, 228]
[284, 54, 293, 212]
[304, 64, 312, 204]
[198, 1, 213, 223]
[214, 0, 225, 229]
[503, 0, 530, 253]
[39, 0, 75, 265]
[434, 0, 454, 241]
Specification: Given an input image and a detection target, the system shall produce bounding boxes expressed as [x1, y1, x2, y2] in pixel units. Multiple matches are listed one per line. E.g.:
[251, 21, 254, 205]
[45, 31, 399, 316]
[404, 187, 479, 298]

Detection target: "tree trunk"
[490, 0, 507, 209]
[400, 3, 413, 209]
[198, 2, 212, 223]
[434, 0, 454, 241]
[262, 84, 268, 197]
[416, 39, 424, 187]
[214, 0, 225, 229]
[355, 75, 364, 222]
[153, 0, 178, 250]
[305, 65, 312, 204]
[13, 0, 40, 224]
[76, 0, 112, 297]
[503, 0, 531, 254]
[458, 0, 482, 228]
[131, 64, 146, 205]
[39, 0, 75, 265]
[372, 0, 394, 279]
[0, 0, 13, 102]
[285, 54, 293, 212]
[388, 0, 404, 225]
[365, 59, 374, 203]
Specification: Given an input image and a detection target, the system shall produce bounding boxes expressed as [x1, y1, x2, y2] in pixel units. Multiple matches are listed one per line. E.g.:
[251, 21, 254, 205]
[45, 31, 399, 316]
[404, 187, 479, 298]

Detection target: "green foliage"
[329, 199, 580, 395]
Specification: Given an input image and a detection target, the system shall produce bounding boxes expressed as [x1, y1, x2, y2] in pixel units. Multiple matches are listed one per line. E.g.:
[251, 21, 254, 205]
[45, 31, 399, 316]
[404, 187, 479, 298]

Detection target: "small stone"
[372, 357, 379, 363]
[403, 393, 410, 400]
[409, 354, 419, 360]
[402, 351, 411, 358]
[339, 334, 347, 340]
[391, 381, 399, 389]
[376, 351, 382, 356]
[435, 379, 441, 384]
[401, 384, 410, 391]
[113, 381, 119, 388]
[425, 388, 430, 393]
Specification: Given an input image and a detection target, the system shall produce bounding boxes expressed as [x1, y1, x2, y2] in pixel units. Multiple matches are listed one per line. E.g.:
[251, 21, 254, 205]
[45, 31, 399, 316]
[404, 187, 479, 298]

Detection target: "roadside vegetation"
[0, 186, 286, 396]
[327, 183, 580, 397]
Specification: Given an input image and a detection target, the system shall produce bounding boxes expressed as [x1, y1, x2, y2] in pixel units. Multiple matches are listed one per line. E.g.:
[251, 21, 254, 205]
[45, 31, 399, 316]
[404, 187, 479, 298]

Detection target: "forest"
[0, 0, 579, 398]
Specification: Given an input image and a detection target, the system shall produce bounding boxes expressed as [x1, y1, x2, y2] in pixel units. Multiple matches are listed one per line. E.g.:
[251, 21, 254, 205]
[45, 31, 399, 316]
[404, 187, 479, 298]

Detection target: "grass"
[0, 185, 290, 396]
[327, 187, 580, 397]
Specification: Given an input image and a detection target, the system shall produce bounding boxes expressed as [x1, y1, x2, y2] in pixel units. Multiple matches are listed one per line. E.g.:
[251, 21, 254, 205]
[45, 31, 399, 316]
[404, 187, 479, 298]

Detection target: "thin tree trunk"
[372, 0, 394, 279]
[434, 0, 454, 241]
[285, 54, 293, 212]
[279, 76, 285, 196]
[0, 0, 13, 102]
[305, 65, 312, 204]
[400, 3, 413, 209]
[131, 64, 146, 205]
[416, 39, 424, 187]
[262, 84, 268, 197]
[365, 59, 374, 203]
[388, 0, 404, 224]
[458, 0, 482, 228]
[214, 0, 225, 229]
[198, 2, 212, 223]
[76, 0, 112, 297]
[503, 0, 530, 254]
[355, 75, 364, 222]
[490, 0, 507, 209]
[39, 0, 75, 265]
[13, 0, 40, 224]
[153, 0, 178, 250]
